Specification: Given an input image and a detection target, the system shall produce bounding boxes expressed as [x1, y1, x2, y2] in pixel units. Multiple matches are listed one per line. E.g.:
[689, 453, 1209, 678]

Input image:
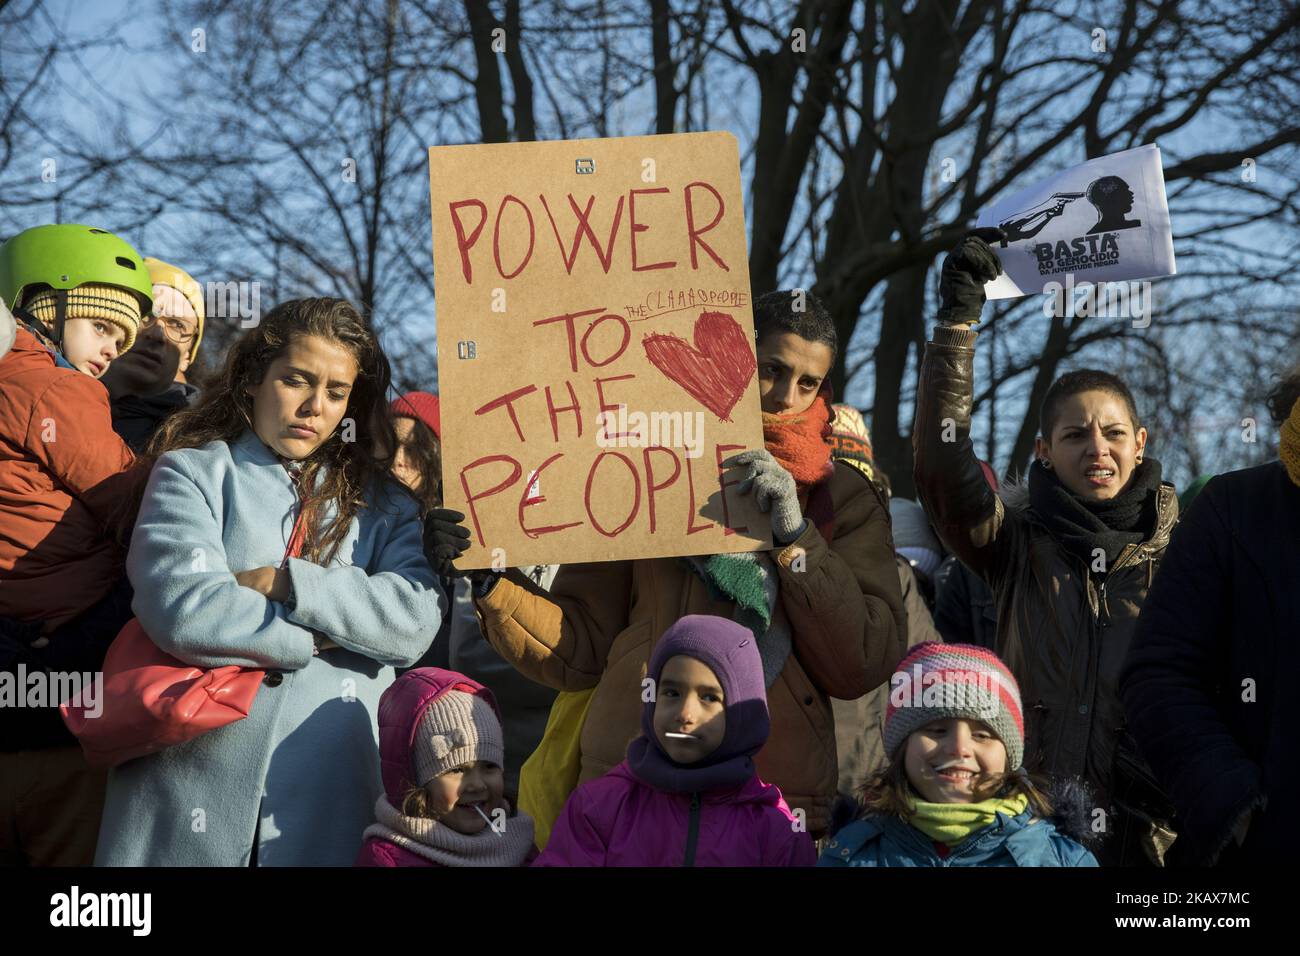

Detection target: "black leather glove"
[422, 508, 503, 597]
[937, 227, 1006, 326]
[423, 508, 471, 578]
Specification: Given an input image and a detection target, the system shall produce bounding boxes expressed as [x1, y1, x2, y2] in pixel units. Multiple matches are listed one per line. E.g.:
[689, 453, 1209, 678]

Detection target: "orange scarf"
[762, 390, 835, 494]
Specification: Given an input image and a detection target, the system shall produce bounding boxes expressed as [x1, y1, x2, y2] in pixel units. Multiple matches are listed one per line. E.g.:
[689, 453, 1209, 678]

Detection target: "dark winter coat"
[110, 381, 198, 452]
[1122, 461, 1300, 865]
[933, 554, 998, 650]
[832, 558, 942, 797]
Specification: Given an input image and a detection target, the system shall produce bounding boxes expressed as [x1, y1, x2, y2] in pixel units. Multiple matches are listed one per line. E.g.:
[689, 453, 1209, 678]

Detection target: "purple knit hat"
[626, 615, 770, 793]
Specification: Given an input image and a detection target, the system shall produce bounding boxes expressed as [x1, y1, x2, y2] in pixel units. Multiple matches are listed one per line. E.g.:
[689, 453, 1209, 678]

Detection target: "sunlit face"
[245, 334, 358, 460]
[60, 317, 125, 379]
[423, 760, 507, 836]
[391, 416, 422, 492]
[756, 332, 834, 416]
[1035, 389, 1147, 501]
[904, 718, 1008, 805]
[653, 655, 727, 764]
[101, 285, 197, 398]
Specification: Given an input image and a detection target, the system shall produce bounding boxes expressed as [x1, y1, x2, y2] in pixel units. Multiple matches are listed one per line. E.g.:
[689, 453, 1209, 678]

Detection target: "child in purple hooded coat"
[534, 615, 817, 866]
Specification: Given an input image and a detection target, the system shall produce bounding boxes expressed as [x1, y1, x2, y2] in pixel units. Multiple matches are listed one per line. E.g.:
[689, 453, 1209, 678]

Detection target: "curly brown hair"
[861, 743, 1054, 822]
[145, 297, 401, 564]
[1266, 364, 1300, 427]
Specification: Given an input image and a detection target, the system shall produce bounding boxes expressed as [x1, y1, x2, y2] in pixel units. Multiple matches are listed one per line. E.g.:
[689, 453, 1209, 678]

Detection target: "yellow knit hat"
[24, 284, 143, 353]
[143, 257, 204, 362]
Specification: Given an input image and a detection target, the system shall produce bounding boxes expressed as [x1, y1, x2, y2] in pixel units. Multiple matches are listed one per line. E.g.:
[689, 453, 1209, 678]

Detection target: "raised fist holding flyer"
[976, 144, 1176, 300]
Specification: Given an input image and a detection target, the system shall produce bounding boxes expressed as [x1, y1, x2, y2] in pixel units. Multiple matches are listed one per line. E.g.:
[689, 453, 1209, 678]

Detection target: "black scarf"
[1028, 458, 1163, 569]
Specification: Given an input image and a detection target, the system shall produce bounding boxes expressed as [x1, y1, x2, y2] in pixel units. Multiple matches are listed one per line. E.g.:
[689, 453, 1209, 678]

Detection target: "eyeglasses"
[142, 312, 198, 346]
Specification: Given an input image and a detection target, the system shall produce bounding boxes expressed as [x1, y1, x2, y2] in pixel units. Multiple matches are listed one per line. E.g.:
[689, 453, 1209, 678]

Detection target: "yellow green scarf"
[1280, 397, 1300, 488]
[906, 793, 1030, 846]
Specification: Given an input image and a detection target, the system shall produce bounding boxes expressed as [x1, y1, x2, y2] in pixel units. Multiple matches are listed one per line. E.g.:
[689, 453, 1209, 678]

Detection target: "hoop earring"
[1040, 459, 1053, 471]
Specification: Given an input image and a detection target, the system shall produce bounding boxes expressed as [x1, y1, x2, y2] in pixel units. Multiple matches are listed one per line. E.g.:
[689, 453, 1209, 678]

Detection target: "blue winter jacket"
[817, 809, 1098, 867]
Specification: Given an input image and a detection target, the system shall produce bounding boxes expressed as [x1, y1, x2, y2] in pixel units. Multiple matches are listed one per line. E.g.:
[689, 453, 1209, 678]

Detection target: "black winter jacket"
[1123, 461, 1299, 865]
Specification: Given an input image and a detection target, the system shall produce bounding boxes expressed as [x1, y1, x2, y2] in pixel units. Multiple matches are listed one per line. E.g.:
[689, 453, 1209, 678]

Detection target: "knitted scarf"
[684, 390, 836, 688]
[1281, 397, 1300, 487]
[626, 736, 757, 794]
[361, 795, 536, 867]
[1027, 458, 1164, 567]
[762, 390, 835, 489]
[906, 793, 1030, 846]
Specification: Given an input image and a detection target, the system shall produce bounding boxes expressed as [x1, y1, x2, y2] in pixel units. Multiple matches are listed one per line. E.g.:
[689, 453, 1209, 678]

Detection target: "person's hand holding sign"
[936, 227, 1006, 328]
[723, 449, 807, 546]
[423, 508, 502, 596]
[424, 508, 471, 574]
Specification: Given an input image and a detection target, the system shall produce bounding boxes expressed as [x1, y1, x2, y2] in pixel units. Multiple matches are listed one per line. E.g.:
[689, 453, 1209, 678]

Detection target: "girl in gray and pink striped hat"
[818, 642, 1098, 867]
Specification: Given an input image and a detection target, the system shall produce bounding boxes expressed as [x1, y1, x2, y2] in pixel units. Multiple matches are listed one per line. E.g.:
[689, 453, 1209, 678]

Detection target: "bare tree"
[706, 0, 1300, 493]
[16, 0, 1299, 491]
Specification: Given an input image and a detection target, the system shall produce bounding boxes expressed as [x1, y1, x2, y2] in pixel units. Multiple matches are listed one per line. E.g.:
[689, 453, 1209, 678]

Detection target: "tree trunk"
[870, 262, 928, 499]
[465, 0, 508, 143]
[503, 0, 535, 141]
[650, 0, 676, 134]
[1005, 310, 1072, 479]
[746, 0, 854, 294]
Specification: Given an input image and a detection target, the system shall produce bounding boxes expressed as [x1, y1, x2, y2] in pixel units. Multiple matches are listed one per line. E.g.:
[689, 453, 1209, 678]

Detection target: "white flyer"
[976, 144, 1176, 299]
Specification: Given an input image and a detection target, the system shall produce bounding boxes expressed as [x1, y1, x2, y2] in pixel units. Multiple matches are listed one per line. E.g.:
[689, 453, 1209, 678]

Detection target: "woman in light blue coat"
[95, 297, 445, 866]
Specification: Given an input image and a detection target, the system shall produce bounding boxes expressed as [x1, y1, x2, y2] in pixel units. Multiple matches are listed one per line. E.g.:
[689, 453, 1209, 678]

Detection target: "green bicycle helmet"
[0, 224, 154, 346]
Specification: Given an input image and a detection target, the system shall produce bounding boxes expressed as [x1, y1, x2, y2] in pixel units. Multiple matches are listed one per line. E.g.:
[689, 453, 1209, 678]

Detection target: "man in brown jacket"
[429, 291, 905, 836]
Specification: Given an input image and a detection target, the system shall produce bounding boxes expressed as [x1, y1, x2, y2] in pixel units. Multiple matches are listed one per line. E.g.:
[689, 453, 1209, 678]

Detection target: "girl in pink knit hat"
[818, 642, 1097, 867]
[356, 667, 537, 866]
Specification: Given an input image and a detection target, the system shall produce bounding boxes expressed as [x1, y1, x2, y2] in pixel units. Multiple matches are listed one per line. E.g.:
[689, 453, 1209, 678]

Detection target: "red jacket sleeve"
[26, 373, 135, 529]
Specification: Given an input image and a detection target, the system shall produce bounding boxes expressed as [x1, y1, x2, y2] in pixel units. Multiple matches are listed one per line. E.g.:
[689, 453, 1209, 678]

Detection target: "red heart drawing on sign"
[642, 310, 757, 422]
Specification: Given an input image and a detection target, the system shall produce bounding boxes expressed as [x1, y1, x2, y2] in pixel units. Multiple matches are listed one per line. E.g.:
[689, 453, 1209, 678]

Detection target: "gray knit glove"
[723, 449, 807, 544]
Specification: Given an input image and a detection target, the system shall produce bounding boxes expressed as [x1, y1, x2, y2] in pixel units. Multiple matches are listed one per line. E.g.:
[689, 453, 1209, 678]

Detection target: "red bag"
[62, 502, 310, 768]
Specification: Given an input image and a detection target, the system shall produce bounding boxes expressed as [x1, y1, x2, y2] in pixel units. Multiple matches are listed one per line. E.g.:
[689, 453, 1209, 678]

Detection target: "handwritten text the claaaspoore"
[445, 182, 731, 284]
[457, 301, 754, 548]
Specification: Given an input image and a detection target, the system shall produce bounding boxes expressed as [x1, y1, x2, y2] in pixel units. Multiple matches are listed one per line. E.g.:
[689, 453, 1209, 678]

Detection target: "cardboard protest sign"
[428, 132, 772, 569]
[977, 144, 1176, 299]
